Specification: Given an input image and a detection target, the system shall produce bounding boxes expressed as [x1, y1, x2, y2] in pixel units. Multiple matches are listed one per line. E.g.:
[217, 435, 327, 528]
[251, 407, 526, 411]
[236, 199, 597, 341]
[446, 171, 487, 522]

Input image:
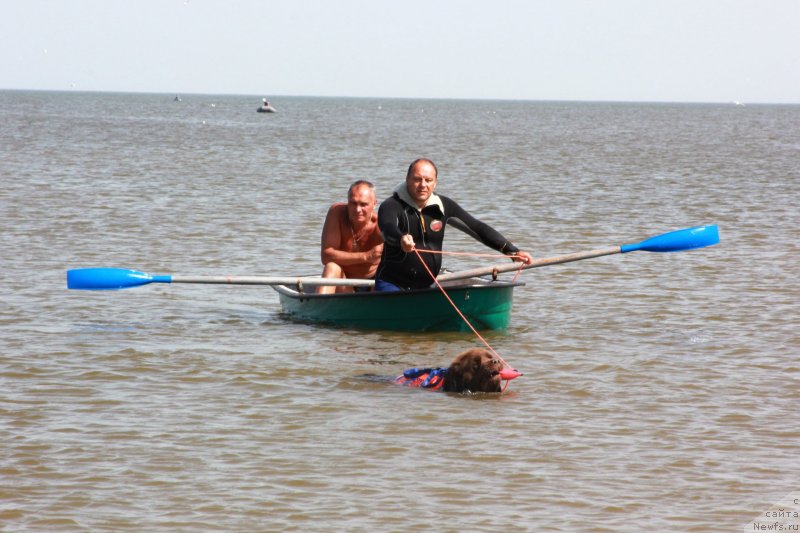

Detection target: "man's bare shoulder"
[323, 202, 347, 220]
[327, 202, 347, 213]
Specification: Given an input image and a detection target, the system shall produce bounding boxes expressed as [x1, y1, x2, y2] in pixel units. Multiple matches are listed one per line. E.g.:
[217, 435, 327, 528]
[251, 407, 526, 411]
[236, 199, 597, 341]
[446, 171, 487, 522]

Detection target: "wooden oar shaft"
[435, 246, 621, 282]
[171, 275, 375, 287]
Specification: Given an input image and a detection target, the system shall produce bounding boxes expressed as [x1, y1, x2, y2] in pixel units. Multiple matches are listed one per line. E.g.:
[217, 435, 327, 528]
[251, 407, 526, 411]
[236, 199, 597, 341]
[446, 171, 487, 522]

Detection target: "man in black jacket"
[374, 159, 533, 291]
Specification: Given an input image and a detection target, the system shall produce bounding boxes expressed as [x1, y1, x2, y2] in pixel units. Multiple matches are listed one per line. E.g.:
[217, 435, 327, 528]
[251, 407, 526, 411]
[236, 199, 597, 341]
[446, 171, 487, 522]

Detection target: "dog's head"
[442, 348, 504, 393]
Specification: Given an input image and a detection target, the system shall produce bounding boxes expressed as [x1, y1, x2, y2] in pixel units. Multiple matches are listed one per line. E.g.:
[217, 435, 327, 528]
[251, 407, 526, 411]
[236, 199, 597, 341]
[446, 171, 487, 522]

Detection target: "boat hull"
[273, 278, 523, 331]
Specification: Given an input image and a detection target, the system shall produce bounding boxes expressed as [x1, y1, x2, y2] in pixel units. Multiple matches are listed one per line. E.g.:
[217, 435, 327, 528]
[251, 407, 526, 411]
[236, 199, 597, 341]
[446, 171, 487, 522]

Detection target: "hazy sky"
[2, 0, 798, 103]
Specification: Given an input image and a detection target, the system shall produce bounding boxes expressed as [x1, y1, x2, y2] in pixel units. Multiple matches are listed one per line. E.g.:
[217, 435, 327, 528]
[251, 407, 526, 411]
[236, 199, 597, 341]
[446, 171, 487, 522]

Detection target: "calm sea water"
[1, 90, 798, 532]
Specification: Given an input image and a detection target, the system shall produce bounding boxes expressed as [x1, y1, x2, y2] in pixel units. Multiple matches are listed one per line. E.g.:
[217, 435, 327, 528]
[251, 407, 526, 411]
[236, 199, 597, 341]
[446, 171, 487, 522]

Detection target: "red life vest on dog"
[394, 367, 447, 390]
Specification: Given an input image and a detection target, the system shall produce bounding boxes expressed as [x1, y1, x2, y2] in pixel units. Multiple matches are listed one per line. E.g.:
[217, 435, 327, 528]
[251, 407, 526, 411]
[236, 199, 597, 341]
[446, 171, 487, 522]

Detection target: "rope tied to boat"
[414, 248, 526, 391]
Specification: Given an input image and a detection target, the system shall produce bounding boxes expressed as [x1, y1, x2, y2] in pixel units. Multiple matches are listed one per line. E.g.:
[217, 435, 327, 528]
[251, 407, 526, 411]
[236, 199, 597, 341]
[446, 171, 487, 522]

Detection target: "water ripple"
[1, 92, 798, 531]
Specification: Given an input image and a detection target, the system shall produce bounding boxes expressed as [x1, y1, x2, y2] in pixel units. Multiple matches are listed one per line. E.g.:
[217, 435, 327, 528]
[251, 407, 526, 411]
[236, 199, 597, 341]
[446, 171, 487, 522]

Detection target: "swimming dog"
[395, 348, 520, 393]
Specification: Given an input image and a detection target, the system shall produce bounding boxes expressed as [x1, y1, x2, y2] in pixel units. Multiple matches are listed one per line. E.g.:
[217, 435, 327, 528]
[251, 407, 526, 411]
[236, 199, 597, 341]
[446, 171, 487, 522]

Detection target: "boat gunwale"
[272, 276, 525, 300]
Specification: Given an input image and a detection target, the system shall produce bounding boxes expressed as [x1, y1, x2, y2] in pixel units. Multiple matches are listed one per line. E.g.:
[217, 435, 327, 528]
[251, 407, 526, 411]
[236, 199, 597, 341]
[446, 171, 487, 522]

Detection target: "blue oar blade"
[67, 268, 172, 290]
[621, 225, 720, 253]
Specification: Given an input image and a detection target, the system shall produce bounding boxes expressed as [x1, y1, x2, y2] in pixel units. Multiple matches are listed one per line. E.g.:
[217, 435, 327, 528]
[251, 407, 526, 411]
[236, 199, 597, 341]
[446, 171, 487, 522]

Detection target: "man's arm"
[444, 197, 533, 263]
[376, 197, 406, 247]
[443, 197, 511, 251]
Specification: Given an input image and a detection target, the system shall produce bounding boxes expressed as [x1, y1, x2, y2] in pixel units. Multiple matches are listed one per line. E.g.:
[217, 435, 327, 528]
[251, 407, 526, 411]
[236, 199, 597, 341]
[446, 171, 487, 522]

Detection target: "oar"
[436, 225, 719, 283]
[67, 268, 375, 290]
[68, 225, 719, 290]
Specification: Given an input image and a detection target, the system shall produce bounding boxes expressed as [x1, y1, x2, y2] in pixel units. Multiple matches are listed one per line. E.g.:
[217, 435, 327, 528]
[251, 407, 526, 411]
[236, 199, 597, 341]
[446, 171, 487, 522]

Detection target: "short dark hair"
[348, 180, 375, 196]
[406, 158, 438, 179]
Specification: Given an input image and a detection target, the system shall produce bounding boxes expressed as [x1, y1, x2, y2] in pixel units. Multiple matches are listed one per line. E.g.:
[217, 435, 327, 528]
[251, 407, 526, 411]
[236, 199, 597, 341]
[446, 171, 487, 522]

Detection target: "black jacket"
[375, 191, 519, 290]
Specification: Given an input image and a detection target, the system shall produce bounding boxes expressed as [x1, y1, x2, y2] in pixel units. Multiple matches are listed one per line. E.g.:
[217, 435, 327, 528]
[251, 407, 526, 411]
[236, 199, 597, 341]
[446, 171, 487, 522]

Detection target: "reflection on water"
[1, 91, 798, 531]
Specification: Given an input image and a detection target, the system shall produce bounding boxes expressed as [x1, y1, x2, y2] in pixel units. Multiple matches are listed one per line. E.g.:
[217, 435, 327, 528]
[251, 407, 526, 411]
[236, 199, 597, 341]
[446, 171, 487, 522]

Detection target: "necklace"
[350, 223, 370, 252]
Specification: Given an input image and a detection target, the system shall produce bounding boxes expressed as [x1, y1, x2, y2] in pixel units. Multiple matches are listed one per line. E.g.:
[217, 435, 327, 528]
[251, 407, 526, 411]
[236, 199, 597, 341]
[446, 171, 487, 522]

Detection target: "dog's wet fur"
[442, 348, 504, 393]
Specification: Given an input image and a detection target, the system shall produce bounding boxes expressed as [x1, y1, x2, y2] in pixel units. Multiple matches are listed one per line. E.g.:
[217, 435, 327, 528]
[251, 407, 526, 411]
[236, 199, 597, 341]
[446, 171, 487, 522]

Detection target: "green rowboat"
[272, 277, 524, 332]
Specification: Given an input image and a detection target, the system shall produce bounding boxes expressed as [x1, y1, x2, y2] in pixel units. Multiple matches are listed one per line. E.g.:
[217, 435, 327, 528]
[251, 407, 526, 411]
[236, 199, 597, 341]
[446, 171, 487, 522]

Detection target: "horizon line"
[1, 86, 796, 106]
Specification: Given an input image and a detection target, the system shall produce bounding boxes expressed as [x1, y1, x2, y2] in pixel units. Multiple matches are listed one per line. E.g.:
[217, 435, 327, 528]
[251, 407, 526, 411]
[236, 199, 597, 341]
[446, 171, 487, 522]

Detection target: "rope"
[415, 249, 515, 259]
[420, 249, 527, 281]
[413, 248, 521, 391]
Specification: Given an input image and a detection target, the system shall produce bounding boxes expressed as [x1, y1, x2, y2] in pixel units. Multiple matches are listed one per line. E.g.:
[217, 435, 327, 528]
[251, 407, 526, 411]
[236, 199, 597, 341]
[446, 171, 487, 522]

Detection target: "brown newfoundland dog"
[396, 348, 519, 393]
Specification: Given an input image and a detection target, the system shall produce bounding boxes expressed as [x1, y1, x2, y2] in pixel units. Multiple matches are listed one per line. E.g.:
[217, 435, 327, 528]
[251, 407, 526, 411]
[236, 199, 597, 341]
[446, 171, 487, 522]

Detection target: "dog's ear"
[471, 352, 485, 372]
[443, 355, 472, 393]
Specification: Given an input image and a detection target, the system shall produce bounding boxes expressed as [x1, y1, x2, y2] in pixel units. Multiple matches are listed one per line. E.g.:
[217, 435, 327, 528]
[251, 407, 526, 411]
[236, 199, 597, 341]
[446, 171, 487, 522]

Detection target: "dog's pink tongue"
[499, 368, 522, 380]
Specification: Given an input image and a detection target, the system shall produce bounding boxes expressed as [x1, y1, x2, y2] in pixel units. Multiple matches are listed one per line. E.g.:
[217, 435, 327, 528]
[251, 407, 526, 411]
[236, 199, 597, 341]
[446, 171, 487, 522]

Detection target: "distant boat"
[257, 98, 276, 113]
[174, 95, 182, 102]
[733, 101, 746, 107]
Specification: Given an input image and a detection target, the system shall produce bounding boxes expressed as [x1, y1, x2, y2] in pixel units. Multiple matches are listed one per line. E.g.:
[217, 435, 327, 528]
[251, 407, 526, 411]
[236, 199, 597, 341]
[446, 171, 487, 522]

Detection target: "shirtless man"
[316, 180, 384, 294]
